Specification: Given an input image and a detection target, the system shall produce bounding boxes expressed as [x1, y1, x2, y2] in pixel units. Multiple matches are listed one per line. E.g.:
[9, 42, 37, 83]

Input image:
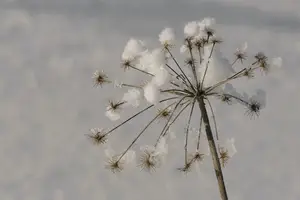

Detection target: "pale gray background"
[1, 0, 300, 200]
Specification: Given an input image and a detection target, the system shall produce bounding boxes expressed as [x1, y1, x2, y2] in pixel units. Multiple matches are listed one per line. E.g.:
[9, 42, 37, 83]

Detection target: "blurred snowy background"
[1, 0, 300, 200]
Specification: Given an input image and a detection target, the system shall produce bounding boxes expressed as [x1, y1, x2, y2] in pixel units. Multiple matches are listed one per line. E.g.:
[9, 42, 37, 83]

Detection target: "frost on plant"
[87, 17, 280, 200]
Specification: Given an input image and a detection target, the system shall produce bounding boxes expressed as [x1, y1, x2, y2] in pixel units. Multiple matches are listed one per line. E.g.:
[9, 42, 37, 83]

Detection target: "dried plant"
[87, 17, 281, 200]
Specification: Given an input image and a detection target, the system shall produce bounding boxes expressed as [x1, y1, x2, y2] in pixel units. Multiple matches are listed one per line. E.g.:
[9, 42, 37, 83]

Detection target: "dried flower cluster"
[88, 17, 281, 200]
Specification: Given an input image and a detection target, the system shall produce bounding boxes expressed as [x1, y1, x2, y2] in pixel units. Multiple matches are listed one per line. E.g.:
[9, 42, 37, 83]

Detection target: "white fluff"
[122, 88, 141, 107]
[105, 109, 121, 121]
[152, 66, 170, 87]
[159, 27, 175, 45]
[122, 38, 146, 60]
[180, 45, 188, 54]
[143, 82, 159, 104]
[184, 21, 199, 37]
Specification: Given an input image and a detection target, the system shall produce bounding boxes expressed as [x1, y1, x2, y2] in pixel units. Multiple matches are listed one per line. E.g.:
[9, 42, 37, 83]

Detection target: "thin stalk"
[162, 100, 192, 138]
[117, 101, 177, 162]
[104, 97, 179, 137]
[184, 98, 196, 164]
[198, 46, 203, 65]
[155, 96, 189, 146]
[165, 63, 188, 86]
[121, 83, 142, 89]
[128, 64, 154, 76]
[200, 43, 216, 91]
[197, 97, 228, 200]
[165, 47, 195, 92]
[206, 65, 260, 94]
[196, 116, 203, 150]
[217, 93, 250, 106]
[187, 41, 199, 88]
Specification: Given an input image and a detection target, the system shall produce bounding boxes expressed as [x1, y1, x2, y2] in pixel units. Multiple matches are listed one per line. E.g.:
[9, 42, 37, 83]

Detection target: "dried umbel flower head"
[86, 128, 107, 145]
[105, 155, 124, 173]
[219, 147, 229, 168]
[93, 70, 110, 87]
[158, 107, 172, 119]
[138, 148, 162, 172]
[88, 17, 279, 200]
[246, 99, 261, 118]
[177, 162, 193, 174]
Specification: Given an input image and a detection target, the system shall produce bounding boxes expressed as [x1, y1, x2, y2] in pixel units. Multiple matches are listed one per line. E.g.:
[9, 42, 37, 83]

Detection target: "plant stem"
[197, 96, 228, 200]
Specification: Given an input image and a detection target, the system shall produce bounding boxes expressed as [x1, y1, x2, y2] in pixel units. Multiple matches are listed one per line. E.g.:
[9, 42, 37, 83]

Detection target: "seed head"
[254, 52, 267, 63]
[246, 100, 261, 118]
[158, 108, 172, 119]
[191, 152, 205, 163]
[105, 155, 124, 173]
[86, 128, 107, 145]
[204, 27, 215, 38]
[235, 51, 247, 64]
[138, 149, 159, 172]
[219, 147, 229, 168]
[219, 94, 232, 105]
[243, 68, 255, 79]
[121, 59, 133, 70]
[177, 162, 193, 174]
[107, 100, 125, 112]
[93, 70, 110, 87]
[184, 57, 197, 67]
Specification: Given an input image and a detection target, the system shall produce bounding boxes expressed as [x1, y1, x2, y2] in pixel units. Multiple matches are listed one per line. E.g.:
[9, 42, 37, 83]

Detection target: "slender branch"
[205, 65, 260, 94]
[155, 96, 189, 146]
[184, 98, 196, 164]
[161, 100, 192, 138]
[165, 63, 188, 86]
[216, 93, 250, 105]
[187, 41, 199, 88]
[128, 64, 154, 76]
[160, 89, 192, 96]
[197, 96, 228, 200]
[196, 116, 203, 150]
[198, 46, 203, 65]
[121, 83, 142, 89]
[104, 97, 180, 137]
[200, 43, 216, 91]
[165, 47, 196, 92]
[117, 101, 178, 162]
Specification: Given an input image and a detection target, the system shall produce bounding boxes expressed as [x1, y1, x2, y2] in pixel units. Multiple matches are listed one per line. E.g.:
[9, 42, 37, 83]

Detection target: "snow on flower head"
[105, 147, 136, 167]
[180, 45, 188, 54]
[198, 17, 216, 37]
[152, 66, 170, 87]
[122, 88, 141, 107]
[143, 82, 159, 104]
[159, 27, 175, 47]
[122, 38, 146, 61]
[184, 21, 199, 37]
[105, 109, 121, 121]
[139, 48, 165, 73]
[105, 100, 124, 121]
[199, 17, 216, 30]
